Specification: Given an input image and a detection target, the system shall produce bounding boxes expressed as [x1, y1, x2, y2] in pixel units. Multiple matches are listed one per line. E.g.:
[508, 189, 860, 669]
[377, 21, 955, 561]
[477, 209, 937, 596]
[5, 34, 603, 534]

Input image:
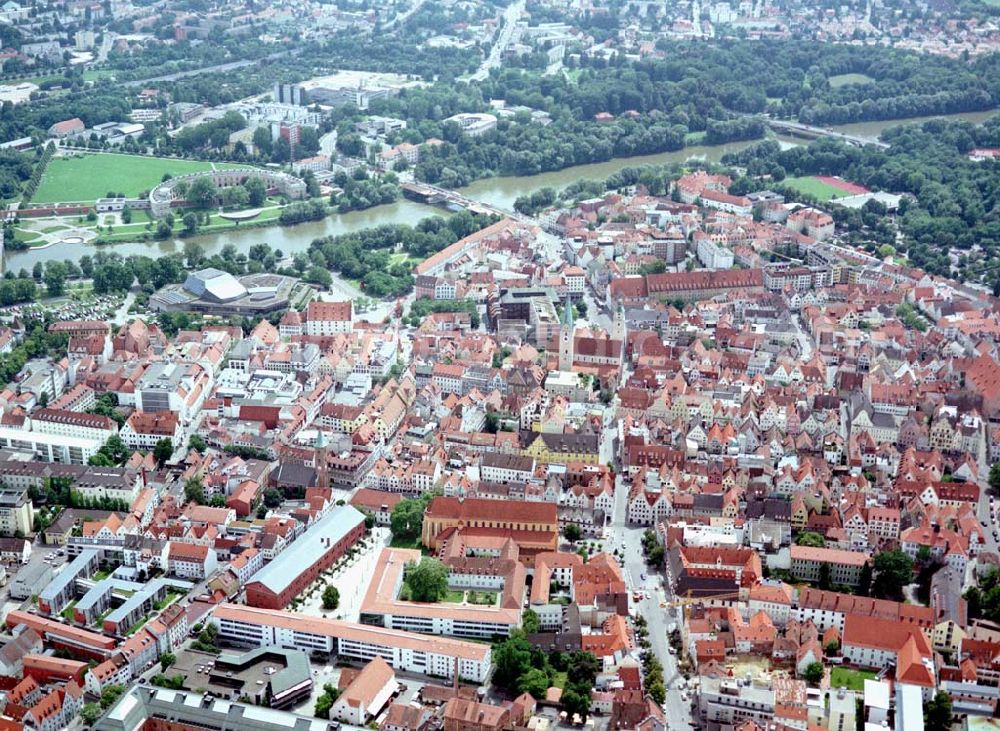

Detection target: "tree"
[796, 532, 825, 547]
[857, 560, 873, 597]
[519, 667, 551, 698]
[803, 662, 824, 686]
[121, 206, 132, 224]
[818, 561, 832, 591]
[563, 524, 582, 542]
[825, 640, 840, 656]
[252, 126, 273, 157]
[81, 703, 103, 725]
[188, 434, 207, 452]
[153, 438, 174, 465]
[160, 652, 176, 671]
[990, 463, 1000, 495]
[43, 262, 66, 297]
[183, 241, 205, 267]
[101, 684, 126, 709]
[322, 585, 340, 610]
[492, 633, 534, 692]
[405, 557, 449, 602]
[184, 476, 205, 504]
[871, 550, 914, 600]
[244, 177, 267, 207]
[182, 212, 199, 235]
[390, 497, 426, 542]
[561, 688, 591, 719]
[646, 680, 666, 705]
[924, 689, 952, 731]
[314, 683, 339, 719]
[186, 177, 217, 209]
[522, 607, 540, 634]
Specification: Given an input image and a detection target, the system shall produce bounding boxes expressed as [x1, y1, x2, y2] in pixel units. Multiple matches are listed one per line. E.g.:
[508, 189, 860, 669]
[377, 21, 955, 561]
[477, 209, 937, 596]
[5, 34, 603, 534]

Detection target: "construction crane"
[662, 590, 742, 664]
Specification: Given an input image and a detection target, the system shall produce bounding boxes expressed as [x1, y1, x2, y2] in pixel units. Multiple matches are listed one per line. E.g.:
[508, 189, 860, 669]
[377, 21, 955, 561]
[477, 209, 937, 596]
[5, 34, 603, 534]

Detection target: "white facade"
[211, 605, 492, 682]
[31, 416, 117, 443]
[0, 426, 101, 464]
[696, 238, 735, 270]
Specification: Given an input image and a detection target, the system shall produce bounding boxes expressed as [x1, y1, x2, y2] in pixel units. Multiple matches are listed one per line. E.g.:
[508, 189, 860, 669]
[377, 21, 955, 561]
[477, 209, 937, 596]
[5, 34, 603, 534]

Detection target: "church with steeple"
[555, 296, 627, 387]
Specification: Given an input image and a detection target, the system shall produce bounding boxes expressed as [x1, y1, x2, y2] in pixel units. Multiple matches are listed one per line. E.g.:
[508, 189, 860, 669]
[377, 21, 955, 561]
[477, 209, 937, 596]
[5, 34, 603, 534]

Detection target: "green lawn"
[12, 229, 42, 244]
[389, 534, 423, 550]
[467, 591, 497, 605]
[829, 73, 875, 88]
[61, 601, 78, 622]
[783, 176, 849, 201]
[32, 154, 222, 204]
[830, 667, 876, 690]
[125, 613, 152, 635]
[684, 131, 706, 145]
[154, 590, 183, 611]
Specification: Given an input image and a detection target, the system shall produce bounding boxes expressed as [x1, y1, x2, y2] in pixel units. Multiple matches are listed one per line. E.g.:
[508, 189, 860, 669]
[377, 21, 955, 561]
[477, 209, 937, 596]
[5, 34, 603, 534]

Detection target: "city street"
[607, 476, 694, 730]
[467, 0, 525, 82]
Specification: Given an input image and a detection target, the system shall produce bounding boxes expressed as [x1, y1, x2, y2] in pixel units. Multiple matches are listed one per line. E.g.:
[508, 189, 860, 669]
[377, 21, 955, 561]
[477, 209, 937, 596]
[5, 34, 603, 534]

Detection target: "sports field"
[829, 72, 875, 88]
[783, 175, 868, 201]
[31, 154, 244, 204]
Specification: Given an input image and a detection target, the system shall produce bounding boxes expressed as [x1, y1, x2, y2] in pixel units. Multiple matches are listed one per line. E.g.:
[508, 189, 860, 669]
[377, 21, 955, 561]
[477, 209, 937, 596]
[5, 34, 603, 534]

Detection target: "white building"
[330, 657, 397, 724]
[30, 408, 118, 443]
[696, 238, 734, 270]
[0, 426, 101, 464]
[444, 113, 498, 137]
[304, 300, 353, 336]
[120, 411, 183, 452]
[210, 603, 492, 682]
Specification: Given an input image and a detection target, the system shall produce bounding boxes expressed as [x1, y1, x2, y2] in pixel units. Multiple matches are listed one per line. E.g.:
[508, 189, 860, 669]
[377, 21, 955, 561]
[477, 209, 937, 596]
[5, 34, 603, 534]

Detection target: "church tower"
[315, 429, 329, 489]
[558, 295, 574, 372]
[612, 303, 626, 343]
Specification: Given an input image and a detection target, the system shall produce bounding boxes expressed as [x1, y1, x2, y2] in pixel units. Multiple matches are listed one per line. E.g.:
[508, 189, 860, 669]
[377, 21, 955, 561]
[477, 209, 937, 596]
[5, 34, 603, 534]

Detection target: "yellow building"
[519, 431, 599, 465]
[931, 619, 965, 656]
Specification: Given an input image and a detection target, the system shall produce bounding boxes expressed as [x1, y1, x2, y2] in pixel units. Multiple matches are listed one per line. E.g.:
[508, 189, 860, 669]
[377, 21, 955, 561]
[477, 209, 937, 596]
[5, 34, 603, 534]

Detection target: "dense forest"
[356, 38, 998, 187]
[722, 116, 1000, 291]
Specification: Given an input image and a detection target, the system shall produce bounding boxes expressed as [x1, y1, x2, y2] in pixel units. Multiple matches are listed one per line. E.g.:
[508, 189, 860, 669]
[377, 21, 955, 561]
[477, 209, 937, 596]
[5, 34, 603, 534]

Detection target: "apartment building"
[0, 426, 102, 464]
[789, 545, 869, 588]
[30, 409, 117, 443]
[120, 411, 182, 451]
[359, 548, 523, 639]
[0, 487, 32, 537]
[210, 603, 492, 682]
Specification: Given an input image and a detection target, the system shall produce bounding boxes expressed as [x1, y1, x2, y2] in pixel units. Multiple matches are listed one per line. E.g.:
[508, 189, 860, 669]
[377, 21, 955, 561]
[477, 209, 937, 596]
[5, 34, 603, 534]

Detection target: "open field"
[829, 73, 875, 88]
[31, 154, 252, 204]
[783, 175, 860, 201]
[830, 667, 877, 690]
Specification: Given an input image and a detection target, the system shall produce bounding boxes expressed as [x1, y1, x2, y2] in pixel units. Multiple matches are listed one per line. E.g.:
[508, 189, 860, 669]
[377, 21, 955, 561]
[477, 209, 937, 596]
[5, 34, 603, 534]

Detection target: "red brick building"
[245, 505, 366, 609]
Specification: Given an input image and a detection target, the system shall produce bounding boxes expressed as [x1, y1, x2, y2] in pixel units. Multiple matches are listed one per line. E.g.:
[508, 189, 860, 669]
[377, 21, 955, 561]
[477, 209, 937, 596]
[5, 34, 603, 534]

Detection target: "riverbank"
[6, 108, 997, 272]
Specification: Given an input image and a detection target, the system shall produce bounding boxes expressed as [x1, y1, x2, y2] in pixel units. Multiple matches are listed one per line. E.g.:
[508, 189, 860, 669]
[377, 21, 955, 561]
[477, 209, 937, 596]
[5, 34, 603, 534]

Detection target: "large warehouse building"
[245, 505, 366, 609]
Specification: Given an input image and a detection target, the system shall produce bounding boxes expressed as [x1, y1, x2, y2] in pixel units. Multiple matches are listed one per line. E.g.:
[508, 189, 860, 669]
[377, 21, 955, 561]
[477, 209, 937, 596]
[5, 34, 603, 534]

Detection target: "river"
[6, 109, 997, 271]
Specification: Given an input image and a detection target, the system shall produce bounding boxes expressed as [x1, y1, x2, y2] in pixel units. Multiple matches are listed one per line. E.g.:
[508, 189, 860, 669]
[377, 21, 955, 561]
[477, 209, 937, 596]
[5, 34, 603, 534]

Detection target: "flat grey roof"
[39, 548, 99, 602]
[250, 505, 364, 596]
